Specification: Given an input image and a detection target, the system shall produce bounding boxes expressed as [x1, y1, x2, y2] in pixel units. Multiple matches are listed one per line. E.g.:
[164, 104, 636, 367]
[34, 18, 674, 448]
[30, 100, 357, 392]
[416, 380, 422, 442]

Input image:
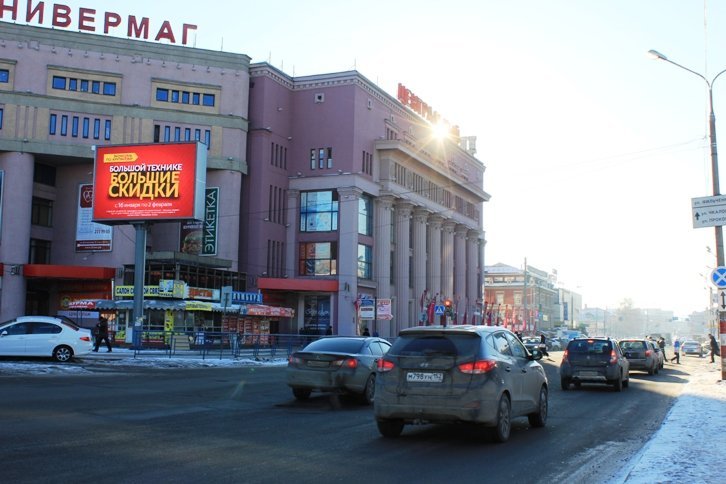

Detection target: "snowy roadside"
[609, 361, 726, 484]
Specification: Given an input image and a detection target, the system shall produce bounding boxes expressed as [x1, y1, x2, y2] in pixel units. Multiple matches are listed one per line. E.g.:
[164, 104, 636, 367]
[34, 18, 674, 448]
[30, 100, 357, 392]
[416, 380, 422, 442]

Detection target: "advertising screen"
[92, 142, 207, 223]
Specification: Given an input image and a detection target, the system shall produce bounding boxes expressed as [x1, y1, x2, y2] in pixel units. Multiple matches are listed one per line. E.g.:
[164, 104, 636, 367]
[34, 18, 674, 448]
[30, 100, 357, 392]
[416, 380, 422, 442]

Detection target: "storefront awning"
[23, 264, 116, 279]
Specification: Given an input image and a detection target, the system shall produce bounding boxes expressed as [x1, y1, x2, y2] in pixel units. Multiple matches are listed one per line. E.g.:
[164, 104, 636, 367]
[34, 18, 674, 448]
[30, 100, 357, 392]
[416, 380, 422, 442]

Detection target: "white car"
[0, 316, 94, 362]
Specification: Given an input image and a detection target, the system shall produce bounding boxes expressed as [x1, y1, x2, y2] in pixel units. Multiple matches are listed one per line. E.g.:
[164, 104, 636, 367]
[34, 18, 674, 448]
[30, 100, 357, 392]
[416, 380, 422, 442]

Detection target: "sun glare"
[432, 121, 450, 139]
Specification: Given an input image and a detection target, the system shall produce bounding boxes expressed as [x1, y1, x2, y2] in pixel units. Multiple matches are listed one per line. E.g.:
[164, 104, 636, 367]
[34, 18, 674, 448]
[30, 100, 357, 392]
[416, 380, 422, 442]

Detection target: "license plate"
[306, 360, 329, 368]
[407, 372, 444, 383]
[578, 371, 597, 377]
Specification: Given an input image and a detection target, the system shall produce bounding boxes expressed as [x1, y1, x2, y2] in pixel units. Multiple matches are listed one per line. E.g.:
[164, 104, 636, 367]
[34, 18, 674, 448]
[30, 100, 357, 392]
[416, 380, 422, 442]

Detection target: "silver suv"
[374, 325, 548, 443]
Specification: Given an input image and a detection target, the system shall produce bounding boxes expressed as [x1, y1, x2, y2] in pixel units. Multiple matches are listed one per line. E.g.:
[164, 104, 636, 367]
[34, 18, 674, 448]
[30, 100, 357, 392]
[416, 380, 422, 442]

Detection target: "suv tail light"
[377, 358, 395, 372]
[645, 349, 652, 357]
[562, 349, 569, 364]
[458, 359, 496, 374]
[610, 349, 618, 365]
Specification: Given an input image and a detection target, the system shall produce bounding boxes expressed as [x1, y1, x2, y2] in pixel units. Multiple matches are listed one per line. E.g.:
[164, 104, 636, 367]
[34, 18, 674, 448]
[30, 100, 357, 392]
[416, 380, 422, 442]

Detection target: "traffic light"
[444, 299, 453, 317]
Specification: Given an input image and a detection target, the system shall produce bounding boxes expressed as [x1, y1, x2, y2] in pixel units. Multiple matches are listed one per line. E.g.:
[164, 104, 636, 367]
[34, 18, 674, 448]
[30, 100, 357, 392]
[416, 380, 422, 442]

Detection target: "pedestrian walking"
[93, 316, 113, 352]
[658, 337, 667, 361]
[540, 333, 551, 359]
[362, 327, 370, 336]
[670, 337, 681, 364]
[708, 333, 720, 363]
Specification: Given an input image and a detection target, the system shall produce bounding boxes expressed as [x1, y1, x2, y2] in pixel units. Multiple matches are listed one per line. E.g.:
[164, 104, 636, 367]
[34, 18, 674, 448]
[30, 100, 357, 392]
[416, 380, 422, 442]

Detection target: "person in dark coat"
[93, 316, 112, 352]
[539, 333, 550, 358]
[708, 333, 720, 363]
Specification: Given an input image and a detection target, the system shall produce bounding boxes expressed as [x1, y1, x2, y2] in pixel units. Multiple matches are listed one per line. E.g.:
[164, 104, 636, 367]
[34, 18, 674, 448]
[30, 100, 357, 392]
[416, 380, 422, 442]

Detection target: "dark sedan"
[287, 336, 391, 404]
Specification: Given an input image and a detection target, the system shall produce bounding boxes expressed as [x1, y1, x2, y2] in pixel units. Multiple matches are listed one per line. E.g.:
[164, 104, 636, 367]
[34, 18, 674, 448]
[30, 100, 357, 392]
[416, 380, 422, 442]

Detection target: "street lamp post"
[650, 49, 726, 379]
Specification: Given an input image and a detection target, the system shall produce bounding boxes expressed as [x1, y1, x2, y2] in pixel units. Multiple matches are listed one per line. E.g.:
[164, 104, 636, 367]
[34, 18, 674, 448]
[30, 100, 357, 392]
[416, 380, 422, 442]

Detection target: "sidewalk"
[611, 358, 725, 483]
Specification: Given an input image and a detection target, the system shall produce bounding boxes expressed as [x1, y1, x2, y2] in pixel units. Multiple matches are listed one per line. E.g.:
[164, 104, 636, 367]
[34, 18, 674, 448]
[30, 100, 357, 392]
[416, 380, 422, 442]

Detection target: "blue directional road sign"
[434, 305, 445, 315]
[711, 266, 726, 288]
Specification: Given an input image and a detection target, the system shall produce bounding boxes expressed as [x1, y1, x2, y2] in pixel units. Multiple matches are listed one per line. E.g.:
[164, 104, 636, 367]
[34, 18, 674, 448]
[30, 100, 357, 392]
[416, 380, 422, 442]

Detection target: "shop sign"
[397, 83, 460, 139]
[92, 142, 207, 223]
[159, 279, 186, 298]
[0, 3, 197, 45]
[376, 298, 393, 320]
[188, 286, 217, 301]
[184, 301, 212, 311]
[115, 285, 162, 297]
[232, 291, 263, 304]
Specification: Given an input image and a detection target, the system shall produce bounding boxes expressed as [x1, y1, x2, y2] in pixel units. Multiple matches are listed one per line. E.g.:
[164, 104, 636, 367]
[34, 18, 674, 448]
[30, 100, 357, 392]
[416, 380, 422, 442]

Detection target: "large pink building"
[0, 21, 488, 338]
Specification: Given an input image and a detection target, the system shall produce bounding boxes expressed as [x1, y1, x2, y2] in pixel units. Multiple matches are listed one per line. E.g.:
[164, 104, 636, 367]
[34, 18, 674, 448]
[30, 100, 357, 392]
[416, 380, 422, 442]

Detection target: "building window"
[204, 129, 211, 150]
[93, 119, 101, 139]
[327, 147, 333, 168]
[49, 114, 57, 135]
[202, 93, 215, 106]
[80, 79, 89, 92]
[82, 118, 89, 138]
[33, 163, 56, 186]
[0, 69, 9, 83]
[91, 80, 100, 94]
[29, 239, 52, 264]
[358, 244, 372, 279]
[68, 78, 77, 91]
[153, 124, 160, 142]
[156, 88, 169, 101]
[299, 242, 337, 276]
[174, 127, 181, 141]
[0, 108, 3, 129]
[303, 295, 331, 332]
[185, 128, 191, 141]
[31, 197, 53, 227]
[310, 149, 316, 170]
[182, 91, 190, 104]
[192, 93, 200, 105]
[103, 82, 116, 96]
[164, 126, 171, 142]
[300, 190, 338, 232]
[358, 195, 372, 236]
[104, 120, 112, 140]
[51, 76, 66, 90]
[71, 116, 79, 137]
[318, 148, 325, 169]
[60, 115, 68, 136]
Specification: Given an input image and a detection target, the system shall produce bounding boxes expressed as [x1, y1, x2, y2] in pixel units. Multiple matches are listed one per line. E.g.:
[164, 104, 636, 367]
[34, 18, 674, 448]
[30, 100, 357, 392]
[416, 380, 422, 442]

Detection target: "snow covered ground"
[1, 349, 723, 482]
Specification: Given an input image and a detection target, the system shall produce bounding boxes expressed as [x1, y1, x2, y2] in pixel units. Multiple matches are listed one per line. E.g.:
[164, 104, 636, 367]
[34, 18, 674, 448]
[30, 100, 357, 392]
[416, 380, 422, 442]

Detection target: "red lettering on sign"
[182, 23, 197, 46]
[0, 0, 19, 20]
[154, 20, 175, 43]
[127, 15, 149, 40]
[104, 11, 121, 33]
[52, 3, 71, 28]
[26, 0, 44, 23]
[78, 7, 95, 32]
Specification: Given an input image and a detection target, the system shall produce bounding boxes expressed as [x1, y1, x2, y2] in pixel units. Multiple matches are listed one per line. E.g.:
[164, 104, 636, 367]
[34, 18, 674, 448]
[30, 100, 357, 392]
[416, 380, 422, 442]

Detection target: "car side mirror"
[530, 348, 543, 360]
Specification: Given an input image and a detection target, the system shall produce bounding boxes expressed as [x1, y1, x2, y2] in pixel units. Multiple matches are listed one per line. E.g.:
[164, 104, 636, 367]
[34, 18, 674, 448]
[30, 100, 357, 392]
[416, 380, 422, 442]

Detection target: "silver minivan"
[374, 325, 548, 442]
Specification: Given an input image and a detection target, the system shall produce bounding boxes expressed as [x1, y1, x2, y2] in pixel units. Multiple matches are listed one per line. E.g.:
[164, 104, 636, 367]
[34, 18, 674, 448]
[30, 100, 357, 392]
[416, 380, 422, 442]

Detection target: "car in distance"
[286, 336, 391, 404]
[560, 337, 629, 391]
[0, 315, 94, 362]
[650, 340, 665, 370]
[522, 337, 545, 354]
[681, 340, 704, 357]
[618, 339, 659, 375]
[374, 325, 548, 443]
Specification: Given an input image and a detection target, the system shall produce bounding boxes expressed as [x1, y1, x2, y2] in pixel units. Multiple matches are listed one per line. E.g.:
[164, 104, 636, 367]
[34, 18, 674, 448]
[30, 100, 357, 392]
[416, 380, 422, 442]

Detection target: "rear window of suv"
[389, 334, 480, 359]
[620, 340, 646, 350]
[567, 339, 612, 354]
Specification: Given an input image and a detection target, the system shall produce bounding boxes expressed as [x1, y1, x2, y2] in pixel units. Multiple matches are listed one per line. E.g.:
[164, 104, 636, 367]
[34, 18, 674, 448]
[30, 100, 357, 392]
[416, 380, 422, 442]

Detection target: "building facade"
[244, 66, 489, 338]
[0, 22, 249, 331]
[483, 262, 561, 332]
[0, 22, 488, 338]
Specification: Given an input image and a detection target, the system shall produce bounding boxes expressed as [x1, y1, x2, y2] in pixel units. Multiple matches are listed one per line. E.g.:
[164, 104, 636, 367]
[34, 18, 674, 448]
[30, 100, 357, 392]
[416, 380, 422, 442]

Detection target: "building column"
[454, 225, 467, 323]
[374, 195, 394, 337]
[412, 207, 428, 324]
[441, 220, 455, 304]
[337, 187, 362, 336]
[0, 152, 34, 321]
[284, 189, 299, 279]
[427, 214, 443, 303]
[394, 201, 413, 334]
[467, 229, 480, 324]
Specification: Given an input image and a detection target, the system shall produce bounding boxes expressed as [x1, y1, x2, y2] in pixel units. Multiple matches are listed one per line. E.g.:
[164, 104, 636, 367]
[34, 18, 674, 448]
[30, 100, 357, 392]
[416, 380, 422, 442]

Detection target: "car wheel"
[292, 388, 311, 400]
[528, 386, 548, 428]
[377, 419, 404, 438]
[52, 345, 73, 362]
[360, 374, 376, 405]
[560, 378, 570, 391]
[491, 394, 512, 443]
[613, 372, 623, 392]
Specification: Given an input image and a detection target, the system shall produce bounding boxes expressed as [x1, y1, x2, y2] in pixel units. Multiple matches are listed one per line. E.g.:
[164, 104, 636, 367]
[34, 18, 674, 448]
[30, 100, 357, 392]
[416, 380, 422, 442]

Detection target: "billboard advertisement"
[76, 184, 113, 252]
[179, 187, 219, 256]
[92, 142, 207, 223]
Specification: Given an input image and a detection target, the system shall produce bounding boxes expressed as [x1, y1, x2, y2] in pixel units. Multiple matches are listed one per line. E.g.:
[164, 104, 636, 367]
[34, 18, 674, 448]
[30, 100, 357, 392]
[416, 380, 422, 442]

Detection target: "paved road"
[0, 352, 688, 483]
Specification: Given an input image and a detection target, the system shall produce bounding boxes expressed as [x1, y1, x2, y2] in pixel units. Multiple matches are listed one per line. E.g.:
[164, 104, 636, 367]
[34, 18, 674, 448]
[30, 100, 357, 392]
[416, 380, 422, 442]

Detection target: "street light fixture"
[650, 49, 726, 378]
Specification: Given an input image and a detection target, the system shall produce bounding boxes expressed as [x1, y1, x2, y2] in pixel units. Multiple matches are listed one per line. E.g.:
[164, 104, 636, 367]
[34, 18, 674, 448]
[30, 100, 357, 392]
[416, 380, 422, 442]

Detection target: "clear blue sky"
[11, 0, 726, 316]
